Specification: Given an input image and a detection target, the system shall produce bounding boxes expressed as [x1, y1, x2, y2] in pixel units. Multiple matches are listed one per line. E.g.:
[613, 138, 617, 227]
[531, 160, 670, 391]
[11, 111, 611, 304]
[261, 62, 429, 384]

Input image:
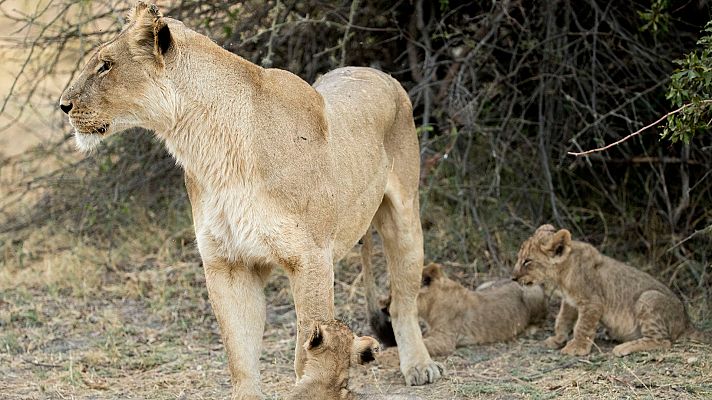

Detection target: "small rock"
[686, 356, 698, 365]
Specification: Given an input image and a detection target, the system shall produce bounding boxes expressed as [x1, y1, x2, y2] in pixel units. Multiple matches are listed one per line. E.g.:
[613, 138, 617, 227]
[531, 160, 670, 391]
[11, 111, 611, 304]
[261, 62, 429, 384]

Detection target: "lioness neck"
[154, 28, 264, 188]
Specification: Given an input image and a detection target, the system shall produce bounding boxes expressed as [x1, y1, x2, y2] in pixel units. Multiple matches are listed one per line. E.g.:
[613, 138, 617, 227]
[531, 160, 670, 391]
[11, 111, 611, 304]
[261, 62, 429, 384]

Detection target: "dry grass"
[1, 230, 710, 400]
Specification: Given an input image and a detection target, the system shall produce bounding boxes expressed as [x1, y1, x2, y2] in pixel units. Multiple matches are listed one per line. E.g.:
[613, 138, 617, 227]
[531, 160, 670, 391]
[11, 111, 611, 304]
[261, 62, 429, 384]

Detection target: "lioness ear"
[422, 263, 444, 286]
[352, 336, 380, 365]
[547, 229, 572, 257]
[129, 2, 172, 65]
[305, 321, 323, 350]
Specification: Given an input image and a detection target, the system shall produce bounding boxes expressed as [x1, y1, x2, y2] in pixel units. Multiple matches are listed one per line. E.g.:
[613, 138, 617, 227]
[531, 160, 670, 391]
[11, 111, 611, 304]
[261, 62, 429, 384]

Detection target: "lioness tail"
[361, 228, 397, 347]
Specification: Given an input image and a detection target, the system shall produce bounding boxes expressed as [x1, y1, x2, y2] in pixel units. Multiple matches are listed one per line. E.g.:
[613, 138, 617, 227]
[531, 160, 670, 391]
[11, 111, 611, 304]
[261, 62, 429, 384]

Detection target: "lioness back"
[314, 67, 402, 136]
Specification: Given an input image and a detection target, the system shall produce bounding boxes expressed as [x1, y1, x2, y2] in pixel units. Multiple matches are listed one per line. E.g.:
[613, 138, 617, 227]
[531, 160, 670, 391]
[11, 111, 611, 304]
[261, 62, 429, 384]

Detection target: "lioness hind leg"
[612, 290, 679, 357]
[373, 181, 442, 386]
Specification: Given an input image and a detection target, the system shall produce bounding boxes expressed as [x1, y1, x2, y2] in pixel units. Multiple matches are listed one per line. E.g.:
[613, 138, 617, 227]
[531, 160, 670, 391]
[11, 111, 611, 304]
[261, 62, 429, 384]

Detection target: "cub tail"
[361, 228, 397, 347]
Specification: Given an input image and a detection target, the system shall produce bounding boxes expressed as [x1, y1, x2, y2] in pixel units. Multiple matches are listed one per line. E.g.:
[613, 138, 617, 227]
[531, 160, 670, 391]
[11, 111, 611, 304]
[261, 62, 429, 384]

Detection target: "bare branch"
[568, 100, 712, 156]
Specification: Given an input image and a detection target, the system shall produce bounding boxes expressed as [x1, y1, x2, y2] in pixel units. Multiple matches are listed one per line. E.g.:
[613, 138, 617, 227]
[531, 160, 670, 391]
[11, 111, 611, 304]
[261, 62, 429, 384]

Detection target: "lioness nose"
[59, 100, 73, 114]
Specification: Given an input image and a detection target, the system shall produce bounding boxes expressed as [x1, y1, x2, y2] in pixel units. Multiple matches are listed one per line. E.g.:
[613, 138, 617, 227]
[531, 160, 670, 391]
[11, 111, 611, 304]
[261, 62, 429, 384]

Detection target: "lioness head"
[303, 320, 380, 374]
[59, 2, 176, 152]
[512, 224, 572, 285]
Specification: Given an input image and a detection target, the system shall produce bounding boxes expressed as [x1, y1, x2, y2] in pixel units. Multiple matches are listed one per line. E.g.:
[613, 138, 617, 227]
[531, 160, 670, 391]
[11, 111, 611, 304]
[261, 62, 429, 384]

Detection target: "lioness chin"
[60, 2, 441, 397]
[513, 224, 711, 357]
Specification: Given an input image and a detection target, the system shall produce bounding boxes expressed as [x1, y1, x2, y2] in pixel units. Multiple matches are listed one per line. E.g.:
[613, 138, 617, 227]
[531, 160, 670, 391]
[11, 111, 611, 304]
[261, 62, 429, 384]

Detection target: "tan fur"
[378, 263, 547, 356]
[288, 320, 379, 400]
[512, 224, 711, 357]
[59, 2, 441, 398]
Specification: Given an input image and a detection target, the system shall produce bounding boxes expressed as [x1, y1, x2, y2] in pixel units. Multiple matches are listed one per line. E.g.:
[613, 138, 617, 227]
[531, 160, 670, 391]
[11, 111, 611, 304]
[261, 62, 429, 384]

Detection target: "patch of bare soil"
[1, 248, 710, 399]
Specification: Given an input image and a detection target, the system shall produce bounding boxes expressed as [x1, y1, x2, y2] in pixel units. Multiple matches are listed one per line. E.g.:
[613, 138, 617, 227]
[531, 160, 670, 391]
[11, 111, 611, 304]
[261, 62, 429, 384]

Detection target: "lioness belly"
[195, 187, 283, 265]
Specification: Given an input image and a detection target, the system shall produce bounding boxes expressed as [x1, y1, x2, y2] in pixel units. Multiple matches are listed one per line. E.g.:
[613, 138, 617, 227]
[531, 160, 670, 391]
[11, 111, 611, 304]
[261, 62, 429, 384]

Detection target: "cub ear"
[305, 321, 323, 350]
[128, 2, 172, 65]
[546, 229, 571, 257]
[422, 263, 444, 287]
[535, 224, 556, 235]
[352, 336, 380, 365]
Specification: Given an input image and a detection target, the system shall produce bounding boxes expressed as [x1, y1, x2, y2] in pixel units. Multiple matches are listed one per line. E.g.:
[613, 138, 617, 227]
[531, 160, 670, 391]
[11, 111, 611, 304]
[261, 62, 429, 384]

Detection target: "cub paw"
[612, 344, 630, 357]
[560, 341, 591, 356]
[402, 360, 444, 386]
[543, 335, 566, 349]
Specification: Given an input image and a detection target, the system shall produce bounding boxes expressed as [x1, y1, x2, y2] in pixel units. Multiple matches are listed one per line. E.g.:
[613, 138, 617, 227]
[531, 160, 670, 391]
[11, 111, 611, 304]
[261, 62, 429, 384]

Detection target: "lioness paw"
[403, 360, 444, 386]
[543, 336, 566, 349]
[560, 341, 591, 356]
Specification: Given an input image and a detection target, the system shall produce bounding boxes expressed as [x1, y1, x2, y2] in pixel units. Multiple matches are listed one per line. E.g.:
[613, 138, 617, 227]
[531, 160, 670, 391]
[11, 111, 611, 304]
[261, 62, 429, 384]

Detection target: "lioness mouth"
[96, 124, 108, 134]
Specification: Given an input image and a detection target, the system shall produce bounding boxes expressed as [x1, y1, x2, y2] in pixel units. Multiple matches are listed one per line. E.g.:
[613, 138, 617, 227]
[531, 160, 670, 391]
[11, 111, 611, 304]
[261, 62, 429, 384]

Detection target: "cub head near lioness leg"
[288, 320, 379, 400]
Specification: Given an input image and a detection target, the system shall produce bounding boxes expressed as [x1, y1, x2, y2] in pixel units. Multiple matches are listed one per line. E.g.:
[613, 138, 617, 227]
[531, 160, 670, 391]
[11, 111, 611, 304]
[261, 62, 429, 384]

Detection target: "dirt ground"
[1, 242, 711, 400]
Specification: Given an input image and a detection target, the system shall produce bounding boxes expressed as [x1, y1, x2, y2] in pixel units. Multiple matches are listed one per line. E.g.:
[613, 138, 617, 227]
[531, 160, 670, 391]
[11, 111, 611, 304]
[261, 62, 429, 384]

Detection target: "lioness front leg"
[561, 302, 602, 356]
[545, 301, 578, 349]
[203, 258, 271, 400]
[286, 252, 335, 379]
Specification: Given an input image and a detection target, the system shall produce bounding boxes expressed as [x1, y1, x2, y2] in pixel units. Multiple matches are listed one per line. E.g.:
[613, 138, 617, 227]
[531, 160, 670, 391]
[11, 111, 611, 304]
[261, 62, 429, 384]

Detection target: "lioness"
[59, 2, 441, 397]
[289, 320, 379, 400]
[369, 262, 547, 356]
[512, 224, 711, 356]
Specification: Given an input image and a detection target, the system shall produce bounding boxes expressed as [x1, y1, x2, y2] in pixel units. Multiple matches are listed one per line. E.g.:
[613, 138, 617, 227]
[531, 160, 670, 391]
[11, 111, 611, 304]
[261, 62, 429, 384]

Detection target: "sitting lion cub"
[374, 263, 547, 356]
[512, 224, 711, 357]
[288, 320, 379, 400]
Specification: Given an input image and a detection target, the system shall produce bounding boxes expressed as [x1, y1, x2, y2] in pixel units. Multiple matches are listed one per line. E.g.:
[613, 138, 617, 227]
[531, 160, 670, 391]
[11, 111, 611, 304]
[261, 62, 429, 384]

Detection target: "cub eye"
[98, 60, 112, 74]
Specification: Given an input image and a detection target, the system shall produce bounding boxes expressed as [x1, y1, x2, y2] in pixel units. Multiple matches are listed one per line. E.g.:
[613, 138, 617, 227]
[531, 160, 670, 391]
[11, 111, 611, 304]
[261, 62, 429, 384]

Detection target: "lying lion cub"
[513, 224, 711, 357]
[373, 263, 547, 356]
[288, 320, 379, 400]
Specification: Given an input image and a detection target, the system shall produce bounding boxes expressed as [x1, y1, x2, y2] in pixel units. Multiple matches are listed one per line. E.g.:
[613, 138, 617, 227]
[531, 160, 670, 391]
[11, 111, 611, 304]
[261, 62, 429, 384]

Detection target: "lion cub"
[513, 224, 711, 357]
[375, 263, 547, 356]
[288, 320, 379, 400]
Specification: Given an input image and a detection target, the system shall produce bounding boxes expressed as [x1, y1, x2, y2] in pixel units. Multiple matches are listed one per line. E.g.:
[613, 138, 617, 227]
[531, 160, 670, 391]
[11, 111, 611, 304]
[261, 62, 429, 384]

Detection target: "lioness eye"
[523, 259, 532, 267]
[98, 60, 112, 74]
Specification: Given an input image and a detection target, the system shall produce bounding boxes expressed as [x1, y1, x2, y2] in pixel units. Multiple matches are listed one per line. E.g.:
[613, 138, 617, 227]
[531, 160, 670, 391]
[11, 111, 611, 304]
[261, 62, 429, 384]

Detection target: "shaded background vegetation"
[1, 0, 711, 302]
